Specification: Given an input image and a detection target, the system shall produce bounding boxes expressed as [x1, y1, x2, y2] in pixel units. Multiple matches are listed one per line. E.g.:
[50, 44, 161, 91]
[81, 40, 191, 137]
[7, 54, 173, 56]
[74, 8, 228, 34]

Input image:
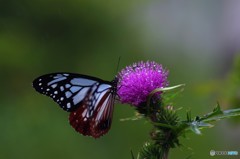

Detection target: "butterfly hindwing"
[69, 83, 115, 138]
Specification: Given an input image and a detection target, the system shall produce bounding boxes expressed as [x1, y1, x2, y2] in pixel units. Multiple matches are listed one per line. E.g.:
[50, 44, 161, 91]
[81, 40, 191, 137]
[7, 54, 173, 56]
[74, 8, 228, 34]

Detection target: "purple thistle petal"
[117, 61, 169, 106]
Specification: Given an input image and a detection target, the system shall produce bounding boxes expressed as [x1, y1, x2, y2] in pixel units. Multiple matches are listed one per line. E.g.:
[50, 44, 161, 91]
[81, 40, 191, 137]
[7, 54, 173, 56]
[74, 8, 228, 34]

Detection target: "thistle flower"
[117, 61, 169, 106]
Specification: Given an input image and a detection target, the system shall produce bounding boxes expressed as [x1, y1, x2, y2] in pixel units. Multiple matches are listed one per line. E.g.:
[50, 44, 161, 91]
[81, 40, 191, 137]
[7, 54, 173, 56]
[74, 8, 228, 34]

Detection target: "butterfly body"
[33, 73, 118, 138]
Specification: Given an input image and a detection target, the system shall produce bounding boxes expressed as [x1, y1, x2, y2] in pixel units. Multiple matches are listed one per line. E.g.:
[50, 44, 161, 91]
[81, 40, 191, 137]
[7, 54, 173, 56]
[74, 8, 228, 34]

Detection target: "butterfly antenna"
[115, 56, 121, 75]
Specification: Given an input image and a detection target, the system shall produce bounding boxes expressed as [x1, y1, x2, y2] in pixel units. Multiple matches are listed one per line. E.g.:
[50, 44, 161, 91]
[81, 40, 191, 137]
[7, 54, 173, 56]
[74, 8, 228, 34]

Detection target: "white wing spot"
[84, 118, 87, 121]
[39, 83, 42, 86]
[46, 89, 50, 91]
[65, 84, 71, 88]
[63, 74, 69, 76]
[70, 86, 81, 93]
[54, 91, 58, 94]
[97, 84, 112, 92]
[60, 86, 64, 91]
[54, 74, 64, 79]
[71, 78, 95, 86]
[41, 87, 43, 90]
[39, 79, 42, 81]
[72, 87, 89, 104]
[65, 91, 72, 98]
[67, 103, 71, 108]
[60, 97, 64, 101]
[48, 76, 67, 85]
[51, 84, 57, 88]
[53, 95, 55, 98]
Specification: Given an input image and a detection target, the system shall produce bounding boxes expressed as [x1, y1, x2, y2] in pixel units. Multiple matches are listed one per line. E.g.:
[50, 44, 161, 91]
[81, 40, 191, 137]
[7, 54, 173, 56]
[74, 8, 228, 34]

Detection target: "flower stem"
[162, 146, 170, 159]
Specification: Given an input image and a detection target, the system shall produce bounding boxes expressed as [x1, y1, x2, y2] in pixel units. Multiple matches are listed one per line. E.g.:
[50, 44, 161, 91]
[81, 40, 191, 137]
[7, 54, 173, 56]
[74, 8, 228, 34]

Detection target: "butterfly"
[32, 73, 118, 138]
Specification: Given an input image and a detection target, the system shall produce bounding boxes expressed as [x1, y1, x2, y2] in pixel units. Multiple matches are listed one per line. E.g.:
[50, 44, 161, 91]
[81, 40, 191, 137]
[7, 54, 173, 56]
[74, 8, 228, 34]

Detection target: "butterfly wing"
[32, 73, 110, 112]
[33, 72, 117, 138]
[69, 83, 116, 138]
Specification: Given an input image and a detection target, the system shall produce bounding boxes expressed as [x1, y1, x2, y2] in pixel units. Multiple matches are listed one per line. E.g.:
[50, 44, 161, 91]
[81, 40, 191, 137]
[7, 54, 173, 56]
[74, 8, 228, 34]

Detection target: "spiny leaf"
[188, 121, 213, 135]
[202, 108, 240, 122]
[154, 84, 186, 92]
[147, 84, 185, 107]
[200, 103, 223, 121]
[198, 103, 240, 123]
[180, 103, 240, 136]
[191, 128, 200, 135]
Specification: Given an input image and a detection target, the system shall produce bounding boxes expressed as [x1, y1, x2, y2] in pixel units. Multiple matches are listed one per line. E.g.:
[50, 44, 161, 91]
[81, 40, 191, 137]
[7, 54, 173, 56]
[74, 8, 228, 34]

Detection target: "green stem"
[162, 147, 170, 159]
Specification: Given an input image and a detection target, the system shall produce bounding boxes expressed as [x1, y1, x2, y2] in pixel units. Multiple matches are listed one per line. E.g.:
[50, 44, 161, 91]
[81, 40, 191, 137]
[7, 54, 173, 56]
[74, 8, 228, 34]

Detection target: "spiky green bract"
[134, 85, 184, 159]
[136, 91, 182, 159]
[151, 108, 180, 148]
[138, 142, 168, 159]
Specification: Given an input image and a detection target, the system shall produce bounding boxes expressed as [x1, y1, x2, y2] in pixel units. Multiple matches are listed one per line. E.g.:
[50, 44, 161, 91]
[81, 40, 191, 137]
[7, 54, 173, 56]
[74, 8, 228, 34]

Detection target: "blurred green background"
[0, 1, 240, 159]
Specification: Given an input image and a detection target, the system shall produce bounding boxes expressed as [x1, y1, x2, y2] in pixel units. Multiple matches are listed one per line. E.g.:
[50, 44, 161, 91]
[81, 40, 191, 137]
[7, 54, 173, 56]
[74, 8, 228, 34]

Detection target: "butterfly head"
[111, 76, 119, 92]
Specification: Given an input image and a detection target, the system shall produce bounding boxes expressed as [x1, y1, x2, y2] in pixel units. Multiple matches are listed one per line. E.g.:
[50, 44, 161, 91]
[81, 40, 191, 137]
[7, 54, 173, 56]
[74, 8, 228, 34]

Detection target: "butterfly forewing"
[32, 73, 110, 112]
[32, 72, 117, 138]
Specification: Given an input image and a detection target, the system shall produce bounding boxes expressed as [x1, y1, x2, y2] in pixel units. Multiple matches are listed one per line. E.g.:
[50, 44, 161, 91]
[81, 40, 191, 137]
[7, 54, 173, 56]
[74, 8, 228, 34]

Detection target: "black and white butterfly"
[32, 73, 118, 138]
